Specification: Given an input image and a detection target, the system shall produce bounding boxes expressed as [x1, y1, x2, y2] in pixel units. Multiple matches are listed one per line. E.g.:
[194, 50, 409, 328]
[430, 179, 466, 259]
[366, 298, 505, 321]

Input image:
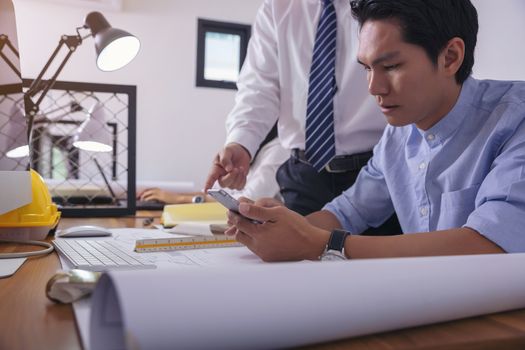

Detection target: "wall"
[11, 0, 525, 187]
[13, 0, 262, 188]
[472, 0, 525, 81]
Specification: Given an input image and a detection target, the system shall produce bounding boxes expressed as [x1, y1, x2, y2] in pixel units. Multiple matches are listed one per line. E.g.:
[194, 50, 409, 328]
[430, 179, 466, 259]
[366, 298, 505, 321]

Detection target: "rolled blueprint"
[90, 252, 525, 350]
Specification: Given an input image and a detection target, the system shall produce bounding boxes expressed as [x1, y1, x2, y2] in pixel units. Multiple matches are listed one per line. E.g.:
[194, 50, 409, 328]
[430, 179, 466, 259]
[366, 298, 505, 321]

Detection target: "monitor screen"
[0, 0, 31, 214]
[0, 0, 27, 170]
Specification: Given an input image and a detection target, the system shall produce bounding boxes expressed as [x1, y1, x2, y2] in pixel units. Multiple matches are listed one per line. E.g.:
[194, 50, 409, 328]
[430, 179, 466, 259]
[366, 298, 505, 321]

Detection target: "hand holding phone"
[207, 189, 262, 224]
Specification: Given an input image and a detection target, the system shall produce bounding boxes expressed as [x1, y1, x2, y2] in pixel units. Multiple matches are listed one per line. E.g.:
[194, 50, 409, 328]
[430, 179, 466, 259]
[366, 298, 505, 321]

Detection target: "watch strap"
[327, 229, 350, 253]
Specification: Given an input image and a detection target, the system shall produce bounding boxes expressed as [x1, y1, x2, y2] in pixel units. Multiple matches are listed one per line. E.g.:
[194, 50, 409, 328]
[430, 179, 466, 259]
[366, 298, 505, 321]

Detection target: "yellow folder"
[160, 202, 228, 228]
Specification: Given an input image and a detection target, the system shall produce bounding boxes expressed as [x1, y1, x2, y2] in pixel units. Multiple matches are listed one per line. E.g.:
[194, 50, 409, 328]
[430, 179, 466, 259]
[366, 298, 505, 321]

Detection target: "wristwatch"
[191, 194, 205, 203]
[320, 229, 350, 261]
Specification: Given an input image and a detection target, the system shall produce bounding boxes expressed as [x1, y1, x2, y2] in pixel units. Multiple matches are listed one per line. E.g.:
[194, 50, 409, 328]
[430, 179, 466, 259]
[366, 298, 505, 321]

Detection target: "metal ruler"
[135, 235, 242, 252]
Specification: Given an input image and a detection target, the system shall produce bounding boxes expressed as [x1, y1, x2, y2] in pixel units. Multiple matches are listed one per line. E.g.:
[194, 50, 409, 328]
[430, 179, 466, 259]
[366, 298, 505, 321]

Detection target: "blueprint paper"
[89, 253, 525, 349]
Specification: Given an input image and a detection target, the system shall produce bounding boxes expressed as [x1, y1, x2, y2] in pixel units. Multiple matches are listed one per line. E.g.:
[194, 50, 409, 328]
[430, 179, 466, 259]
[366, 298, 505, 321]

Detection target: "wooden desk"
[1, 214, 525, 350]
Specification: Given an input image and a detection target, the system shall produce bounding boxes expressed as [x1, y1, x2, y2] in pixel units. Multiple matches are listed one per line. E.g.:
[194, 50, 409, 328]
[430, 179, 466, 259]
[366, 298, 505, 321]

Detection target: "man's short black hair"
[350, 0, 478, 84]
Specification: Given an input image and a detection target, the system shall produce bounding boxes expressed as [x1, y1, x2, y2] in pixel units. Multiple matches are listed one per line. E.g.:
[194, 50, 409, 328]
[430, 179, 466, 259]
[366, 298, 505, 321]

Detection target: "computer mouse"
[58, 225, 112, 238]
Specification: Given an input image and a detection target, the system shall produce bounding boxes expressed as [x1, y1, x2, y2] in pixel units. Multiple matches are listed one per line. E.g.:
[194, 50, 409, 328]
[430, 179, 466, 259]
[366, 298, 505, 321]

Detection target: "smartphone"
[207, 189, 262, 224]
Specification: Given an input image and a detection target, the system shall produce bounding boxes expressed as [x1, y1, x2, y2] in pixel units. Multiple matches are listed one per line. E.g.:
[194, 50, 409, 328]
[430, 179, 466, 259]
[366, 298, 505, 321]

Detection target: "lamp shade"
[84, 12, 140, 72]
[73, 102, 113, 152]
[4, 104, 29, 158]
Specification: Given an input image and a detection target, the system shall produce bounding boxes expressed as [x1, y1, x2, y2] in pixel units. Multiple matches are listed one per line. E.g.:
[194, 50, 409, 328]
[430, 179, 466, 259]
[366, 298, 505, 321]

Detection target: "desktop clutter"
[0, 170, 60, 275]
[41, 199, 525, 349]
[3, 175, 525, 350]
[1, 177, 517, 349]
[47, 201, 233, 303]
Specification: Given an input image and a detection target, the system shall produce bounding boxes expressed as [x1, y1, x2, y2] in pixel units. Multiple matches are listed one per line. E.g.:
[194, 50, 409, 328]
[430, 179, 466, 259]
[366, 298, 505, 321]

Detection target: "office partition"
[17, 79, 137, 217]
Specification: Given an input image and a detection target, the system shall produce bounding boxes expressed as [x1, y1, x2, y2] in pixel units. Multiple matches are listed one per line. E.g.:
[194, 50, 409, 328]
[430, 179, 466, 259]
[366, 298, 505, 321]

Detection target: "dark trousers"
[276, 153, 401, 236]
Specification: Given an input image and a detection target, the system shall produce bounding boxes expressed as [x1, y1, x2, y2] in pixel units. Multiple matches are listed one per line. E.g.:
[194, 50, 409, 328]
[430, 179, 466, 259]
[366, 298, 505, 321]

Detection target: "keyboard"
[53, 239, 157, 271]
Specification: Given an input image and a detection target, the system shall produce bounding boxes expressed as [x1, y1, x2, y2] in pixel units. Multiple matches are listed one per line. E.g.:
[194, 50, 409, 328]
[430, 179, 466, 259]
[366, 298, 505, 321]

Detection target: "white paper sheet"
[90, 253, 525, 350]
[0, 257, 26, 278]
[69, 245, 260, 350]
[161, 222, 225, 236]
[0, 171, 31, 215]
[60, 228, 264, 350]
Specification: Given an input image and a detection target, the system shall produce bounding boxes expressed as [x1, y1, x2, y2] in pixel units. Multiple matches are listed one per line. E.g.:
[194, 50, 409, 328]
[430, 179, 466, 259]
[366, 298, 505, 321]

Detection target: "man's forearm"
[306, 210, 342, 231]
[345, 227, 505, 259]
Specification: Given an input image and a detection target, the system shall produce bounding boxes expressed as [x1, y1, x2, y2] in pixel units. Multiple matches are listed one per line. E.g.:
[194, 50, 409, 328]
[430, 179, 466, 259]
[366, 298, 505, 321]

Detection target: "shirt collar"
[416, 77, 478, 147]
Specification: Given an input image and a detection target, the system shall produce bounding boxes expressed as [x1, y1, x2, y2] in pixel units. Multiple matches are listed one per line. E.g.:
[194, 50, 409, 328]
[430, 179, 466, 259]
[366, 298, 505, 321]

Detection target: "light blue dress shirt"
[324, 77, 525, 253]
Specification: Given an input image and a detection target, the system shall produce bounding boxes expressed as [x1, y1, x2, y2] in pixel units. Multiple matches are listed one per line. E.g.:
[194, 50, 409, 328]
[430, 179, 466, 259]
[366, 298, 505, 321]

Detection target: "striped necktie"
[305, 0, 337, 172]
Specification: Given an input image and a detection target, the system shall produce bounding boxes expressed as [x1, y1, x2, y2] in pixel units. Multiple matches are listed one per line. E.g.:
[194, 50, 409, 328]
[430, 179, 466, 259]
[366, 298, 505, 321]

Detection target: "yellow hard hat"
[0, 169, 61, 240]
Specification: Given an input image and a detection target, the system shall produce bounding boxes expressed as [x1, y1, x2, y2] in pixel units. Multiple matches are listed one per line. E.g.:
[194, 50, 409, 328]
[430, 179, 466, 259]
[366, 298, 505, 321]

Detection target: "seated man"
[138, 125, 288, 204]
[226, 0, 525, 261]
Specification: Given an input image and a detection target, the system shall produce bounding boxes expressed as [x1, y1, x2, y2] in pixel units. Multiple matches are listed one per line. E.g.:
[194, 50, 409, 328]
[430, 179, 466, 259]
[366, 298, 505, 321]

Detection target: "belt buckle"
[324, 160, 347, 173]
[292, 149, 311, 166]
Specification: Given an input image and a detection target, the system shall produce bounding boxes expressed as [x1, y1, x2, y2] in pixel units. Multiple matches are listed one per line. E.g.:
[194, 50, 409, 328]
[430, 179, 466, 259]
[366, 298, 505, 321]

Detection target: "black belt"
[291, 149, 372, 173]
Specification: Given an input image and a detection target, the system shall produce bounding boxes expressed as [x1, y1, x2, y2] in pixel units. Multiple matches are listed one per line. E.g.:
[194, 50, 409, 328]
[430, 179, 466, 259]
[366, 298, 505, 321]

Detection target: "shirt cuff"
[226, 129, 262, 160]
[323, 195, 368, 234]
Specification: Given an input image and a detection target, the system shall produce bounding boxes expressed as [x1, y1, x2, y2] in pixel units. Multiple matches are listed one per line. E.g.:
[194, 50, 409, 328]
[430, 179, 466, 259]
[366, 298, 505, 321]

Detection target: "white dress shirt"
[226, 0, 386, 158]
[228, 137, 289, 200]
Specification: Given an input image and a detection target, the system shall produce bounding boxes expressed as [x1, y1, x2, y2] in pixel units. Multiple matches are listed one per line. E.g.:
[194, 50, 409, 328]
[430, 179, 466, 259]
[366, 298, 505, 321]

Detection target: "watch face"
[192, 195, 204, 203]
[320, 250, 346, 261]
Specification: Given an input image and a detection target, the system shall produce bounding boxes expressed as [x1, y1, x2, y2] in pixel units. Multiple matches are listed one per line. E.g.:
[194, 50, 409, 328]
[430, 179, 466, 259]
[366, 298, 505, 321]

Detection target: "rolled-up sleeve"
[466, 196, 525, 252]
[465, 114, 525, 252]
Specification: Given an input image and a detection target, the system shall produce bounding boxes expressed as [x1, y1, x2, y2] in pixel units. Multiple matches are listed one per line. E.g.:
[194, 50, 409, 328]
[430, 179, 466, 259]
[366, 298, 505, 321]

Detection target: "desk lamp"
[24, 11, 139, 163]
[2, 11, 139, 161]
[0, 6, 139, 261]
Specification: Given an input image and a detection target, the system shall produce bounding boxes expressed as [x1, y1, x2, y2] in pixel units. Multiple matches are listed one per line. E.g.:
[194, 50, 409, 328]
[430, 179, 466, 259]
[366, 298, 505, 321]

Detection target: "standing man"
[226, 0, 525, 261]
[205, 0, 394, 225]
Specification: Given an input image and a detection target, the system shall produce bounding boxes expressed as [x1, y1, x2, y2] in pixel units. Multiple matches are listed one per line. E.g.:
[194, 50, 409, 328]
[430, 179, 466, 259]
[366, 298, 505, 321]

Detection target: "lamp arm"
[24, 32, 90, 165]
[25, 34, 84, 117]
[0, 34, 21, 78]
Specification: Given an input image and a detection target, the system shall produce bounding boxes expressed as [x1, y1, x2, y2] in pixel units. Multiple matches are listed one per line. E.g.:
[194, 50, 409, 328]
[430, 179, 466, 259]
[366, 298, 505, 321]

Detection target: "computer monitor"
[0, 0, 32, 215]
